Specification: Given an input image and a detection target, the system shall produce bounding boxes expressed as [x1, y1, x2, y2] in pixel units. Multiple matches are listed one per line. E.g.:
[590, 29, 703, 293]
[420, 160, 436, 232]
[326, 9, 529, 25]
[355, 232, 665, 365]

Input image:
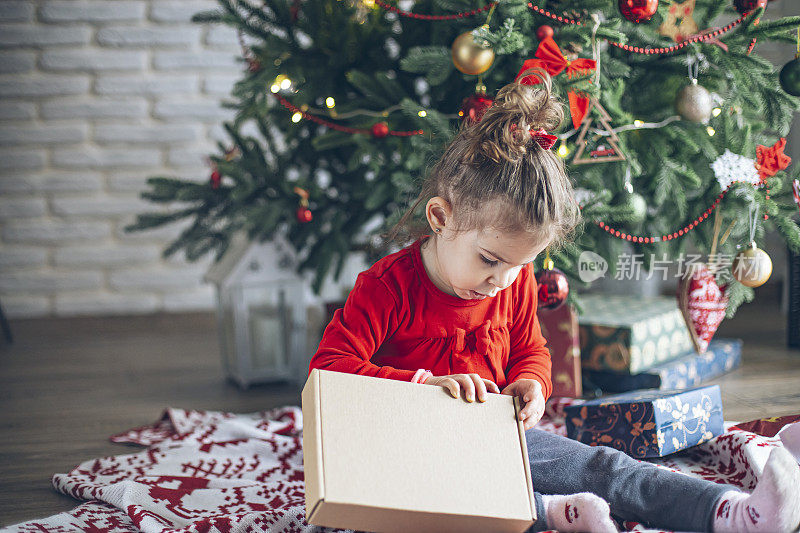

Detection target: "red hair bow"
[510, 124, 557, 150]
[530, 128, 558, 150]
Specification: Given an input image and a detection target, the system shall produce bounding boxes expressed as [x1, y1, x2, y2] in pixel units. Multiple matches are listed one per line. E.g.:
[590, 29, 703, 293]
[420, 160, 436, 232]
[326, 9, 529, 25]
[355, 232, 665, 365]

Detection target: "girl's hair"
[384, 68, 583, 252]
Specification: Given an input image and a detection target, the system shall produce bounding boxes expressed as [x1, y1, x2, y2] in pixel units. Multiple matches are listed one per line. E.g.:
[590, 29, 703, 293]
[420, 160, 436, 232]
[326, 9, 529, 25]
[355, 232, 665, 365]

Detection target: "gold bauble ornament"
[675, 79, 713, 124]
[451, 30, 495, 76]
[732, 241, 772, 288]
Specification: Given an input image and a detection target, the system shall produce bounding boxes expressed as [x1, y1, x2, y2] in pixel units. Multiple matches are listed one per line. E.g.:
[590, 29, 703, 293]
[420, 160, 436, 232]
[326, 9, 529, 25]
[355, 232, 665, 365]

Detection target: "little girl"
[307, 70, 800, 533]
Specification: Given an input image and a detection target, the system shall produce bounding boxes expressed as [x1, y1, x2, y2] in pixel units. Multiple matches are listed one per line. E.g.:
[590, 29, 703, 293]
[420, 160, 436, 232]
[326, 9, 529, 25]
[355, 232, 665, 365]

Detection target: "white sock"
[713, 446, 800, 532]
[542, 492, 618, 533]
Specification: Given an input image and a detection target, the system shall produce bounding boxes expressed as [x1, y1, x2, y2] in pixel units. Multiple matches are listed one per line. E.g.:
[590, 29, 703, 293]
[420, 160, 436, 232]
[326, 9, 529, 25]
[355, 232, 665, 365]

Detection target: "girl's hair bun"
[466, 67, 564, 164]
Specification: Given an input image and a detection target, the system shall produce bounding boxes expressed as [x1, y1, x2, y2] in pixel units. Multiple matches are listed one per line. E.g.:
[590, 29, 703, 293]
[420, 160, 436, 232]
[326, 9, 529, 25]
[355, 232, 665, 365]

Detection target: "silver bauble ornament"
[675, 80, 713, 124]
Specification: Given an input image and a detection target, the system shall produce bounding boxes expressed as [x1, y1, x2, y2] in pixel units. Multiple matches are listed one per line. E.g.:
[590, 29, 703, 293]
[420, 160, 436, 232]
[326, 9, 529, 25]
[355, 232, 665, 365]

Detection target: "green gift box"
[577, 294, 694, 374]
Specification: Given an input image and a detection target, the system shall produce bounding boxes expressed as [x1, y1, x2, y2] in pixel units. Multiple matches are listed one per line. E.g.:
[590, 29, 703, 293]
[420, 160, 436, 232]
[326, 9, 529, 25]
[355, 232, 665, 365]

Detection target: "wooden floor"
[1, 284, 799, 527]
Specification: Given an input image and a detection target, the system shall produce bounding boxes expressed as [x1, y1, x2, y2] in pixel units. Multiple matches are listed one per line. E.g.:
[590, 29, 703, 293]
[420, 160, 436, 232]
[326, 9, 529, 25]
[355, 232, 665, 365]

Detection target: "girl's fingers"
[457, 375, 476, 402]
[483, 379, 500, 394]
[446, 378, 460, 399]
[468, 374, 487, 402]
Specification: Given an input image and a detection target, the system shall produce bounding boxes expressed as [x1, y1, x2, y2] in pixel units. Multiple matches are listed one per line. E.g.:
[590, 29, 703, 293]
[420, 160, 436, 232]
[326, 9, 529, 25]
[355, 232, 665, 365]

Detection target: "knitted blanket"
[2, 399, 792, 533]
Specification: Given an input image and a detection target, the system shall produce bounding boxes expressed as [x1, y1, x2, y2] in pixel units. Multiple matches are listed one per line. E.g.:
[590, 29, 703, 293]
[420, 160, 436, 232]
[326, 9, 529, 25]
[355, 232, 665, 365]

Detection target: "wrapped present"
[578, 294, 694, 374]
[583, 338, 742, 393]
[565, 385, 724, 458]
[537, 303, 582, 398]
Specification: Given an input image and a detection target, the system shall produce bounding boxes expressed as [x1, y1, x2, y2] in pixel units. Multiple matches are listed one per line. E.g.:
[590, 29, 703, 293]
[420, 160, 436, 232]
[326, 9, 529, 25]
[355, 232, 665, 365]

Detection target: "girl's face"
[421, 198, 547, 300]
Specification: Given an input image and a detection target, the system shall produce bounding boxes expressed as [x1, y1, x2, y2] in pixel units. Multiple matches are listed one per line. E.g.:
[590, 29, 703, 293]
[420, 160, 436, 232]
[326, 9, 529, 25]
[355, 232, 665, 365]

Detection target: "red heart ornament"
[677, 264, 728, 353]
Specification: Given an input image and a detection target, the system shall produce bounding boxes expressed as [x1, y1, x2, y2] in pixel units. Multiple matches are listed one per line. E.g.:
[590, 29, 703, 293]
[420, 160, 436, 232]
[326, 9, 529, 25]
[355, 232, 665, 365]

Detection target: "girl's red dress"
[308, 235, 553, 399]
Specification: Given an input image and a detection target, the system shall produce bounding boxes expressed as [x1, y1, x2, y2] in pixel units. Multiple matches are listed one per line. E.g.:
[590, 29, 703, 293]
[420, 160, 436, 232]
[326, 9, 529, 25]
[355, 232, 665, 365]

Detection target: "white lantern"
[205, 233, 308, 389]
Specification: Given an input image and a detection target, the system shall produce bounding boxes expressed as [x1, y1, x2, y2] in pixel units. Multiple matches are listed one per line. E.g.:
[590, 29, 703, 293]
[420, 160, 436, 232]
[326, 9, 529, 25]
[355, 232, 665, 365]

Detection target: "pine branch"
[399, 46, 454, 85]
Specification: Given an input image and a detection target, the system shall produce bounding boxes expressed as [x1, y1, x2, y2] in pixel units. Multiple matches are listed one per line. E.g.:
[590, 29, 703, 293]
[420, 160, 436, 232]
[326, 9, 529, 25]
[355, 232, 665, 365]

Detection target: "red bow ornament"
[755, 138, 791, 182]
[515, 37, 597, 130]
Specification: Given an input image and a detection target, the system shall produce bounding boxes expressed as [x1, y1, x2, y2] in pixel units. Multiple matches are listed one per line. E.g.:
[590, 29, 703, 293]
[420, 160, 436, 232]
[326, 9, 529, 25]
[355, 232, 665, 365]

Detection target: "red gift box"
[537, 303, 582, 398]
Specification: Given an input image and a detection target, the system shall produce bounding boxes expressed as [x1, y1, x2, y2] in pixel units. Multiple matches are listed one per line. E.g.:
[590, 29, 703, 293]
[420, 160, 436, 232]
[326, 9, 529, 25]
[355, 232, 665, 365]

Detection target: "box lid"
[302, 369, 536, 532]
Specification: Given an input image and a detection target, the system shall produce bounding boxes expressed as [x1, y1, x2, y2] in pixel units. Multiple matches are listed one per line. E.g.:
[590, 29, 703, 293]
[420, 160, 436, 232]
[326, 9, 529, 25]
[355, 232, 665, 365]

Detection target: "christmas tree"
[126, 0, 800, 319]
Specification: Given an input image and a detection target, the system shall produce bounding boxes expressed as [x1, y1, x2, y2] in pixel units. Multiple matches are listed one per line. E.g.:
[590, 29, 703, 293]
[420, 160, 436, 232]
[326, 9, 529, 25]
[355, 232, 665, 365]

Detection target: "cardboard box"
[565, 384, 724, 458]
[302, 369, 537, 533]
[537, 303, 582, 398]
[577, 294, 695, 374]
[583, 338, 742, 393]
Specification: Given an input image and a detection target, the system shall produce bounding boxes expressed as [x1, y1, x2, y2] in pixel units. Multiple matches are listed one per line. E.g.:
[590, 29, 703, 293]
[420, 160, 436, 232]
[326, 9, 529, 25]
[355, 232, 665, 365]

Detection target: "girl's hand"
[500, 379, 545, 430]
[424, 373, 500, 403]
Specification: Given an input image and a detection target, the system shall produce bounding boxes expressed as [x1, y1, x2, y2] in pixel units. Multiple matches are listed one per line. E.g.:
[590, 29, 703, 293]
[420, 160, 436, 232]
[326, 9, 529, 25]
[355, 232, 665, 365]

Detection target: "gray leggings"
[525, 428, 733, 532]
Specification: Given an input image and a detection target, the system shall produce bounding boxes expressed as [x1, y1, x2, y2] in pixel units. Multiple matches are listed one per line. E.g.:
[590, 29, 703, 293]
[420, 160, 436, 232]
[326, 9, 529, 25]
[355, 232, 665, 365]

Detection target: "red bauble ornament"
[296, 206, 313, 223]
[734, 0, 767, 14]
[536, 268, 569, 310]
[210, 170, 221, 189]
[619, 0, 659, 22]
[371, 121, 389, 138]
[459, 92, 494, 124]
[536, 25, 554, 41]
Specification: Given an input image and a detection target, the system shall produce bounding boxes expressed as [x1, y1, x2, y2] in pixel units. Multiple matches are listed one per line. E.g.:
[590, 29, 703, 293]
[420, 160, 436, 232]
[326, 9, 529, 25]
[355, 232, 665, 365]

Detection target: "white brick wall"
[0, 0, 241, 318]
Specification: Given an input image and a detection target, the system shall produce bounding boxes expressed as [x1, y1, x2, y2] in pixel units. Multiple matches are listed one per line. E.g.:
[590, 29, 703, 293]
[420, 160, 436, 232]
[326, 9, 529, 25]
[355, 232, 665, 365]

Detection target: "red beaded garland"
[579, 180, 769, 244]
[527, 3, 749, 55]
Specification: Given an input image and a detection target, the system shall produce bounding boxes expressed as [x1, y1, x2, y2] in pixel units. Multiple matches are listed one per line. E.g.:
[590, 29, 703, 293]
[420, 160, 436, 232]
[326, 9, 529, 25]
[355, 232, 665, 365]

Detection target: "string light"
[273, 93, 424, 136]
[280, 78, 292, 90]
[325, 97, 336, 108]
[557, 116, 681, 141]
[269, 83, 280, 93]
[557, 143, 570, 158]
[418, 110, 427, 117]
[633, 120, 644, 127]
[712, 107, 722, 117]
[706, 127, 716, 137]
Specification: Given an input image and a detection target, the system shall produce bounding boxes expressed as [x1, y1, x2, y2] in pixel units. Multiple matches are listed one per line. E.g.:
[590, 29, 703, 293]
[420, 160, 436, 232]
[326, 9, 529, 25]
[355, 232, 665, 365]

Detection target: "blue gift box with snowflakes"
[564, 385, 724, 458]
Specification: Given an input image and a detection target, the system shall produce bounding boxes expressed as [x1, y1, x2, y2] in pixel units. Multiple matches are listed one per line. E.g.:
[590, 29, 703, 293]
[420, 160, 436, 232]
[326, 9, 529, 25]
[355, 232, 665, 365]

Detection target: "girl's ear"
[425, 196, 452, 231]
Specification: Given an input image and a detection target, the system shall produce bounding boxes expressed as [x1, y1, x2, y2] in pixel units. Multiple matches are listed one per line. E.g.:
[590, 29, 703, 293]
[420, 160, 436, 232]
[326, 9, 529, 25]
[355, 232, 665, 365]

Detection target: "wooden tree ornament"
[572, 98, 626, 165]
